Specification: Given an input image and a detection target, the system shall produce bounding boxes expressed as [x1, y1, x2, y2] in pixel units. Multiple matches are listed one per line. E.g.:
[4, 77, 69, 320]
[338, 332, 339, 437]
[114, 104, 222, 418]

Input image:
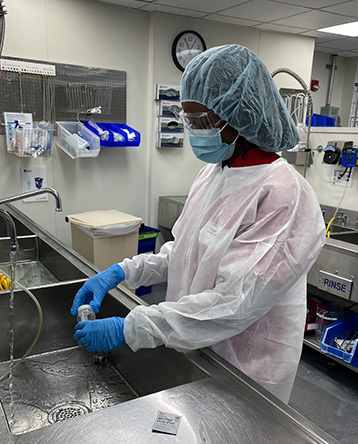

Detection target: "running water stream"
[8, 249, 17, 426]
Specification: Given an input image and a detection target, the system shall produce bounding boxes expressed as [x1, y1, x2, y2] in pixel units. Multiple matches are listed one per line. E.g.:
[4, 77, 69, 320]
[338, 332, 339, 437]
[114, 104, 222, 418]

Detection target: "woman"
[71, 45, 325, 403]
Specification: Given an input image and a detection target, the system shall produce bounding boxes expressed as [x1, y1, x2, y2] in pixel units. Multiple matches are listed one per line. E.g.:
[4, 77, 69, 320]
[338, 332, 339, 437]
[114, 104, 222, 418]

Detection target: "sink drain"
[48, 401, 91, 424]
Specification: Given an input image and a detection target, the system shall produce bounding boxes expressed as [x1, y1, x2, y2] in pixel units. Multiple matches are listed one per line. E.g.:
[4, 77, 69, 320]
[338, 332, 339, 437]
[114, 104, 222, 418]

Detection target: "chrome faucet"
[338, 211, 348, 227]
[0, 209, 18, 252]
[0, 187, 62, 212]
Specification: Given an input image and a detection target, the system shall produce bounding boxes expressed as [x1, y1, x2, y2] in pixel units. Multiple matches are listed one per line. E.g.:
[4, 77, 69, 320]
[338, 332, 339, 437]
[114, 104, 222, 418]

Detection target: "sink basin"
[0, 211, 206, 436]
[0, 217, 86, 287]
[0, 215, 33, 237]
[328, 228, 358, 245]
[0, 282, 206, 435]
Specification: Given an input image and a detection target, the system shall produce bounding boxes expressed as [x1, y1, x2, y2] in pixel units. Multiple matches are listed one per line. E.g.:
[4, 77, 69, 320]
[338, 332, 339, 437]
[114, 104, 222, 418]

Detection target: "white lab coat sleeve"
[118, 241, 173, 288]
[123, 185, 326, 352]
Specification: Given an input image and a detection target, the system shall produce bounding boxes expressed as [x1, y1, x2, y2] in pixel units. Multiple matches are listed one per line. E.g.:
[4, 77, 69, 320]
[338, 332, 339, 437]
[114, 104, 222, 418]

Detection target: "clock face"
[172, 31, 206, 72]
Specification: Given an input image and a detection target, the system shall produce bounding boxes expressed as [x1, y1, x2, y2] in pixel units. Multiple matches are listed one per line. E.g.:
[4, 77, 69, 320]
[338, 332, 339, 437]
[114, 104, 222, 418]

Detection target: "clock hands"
[172, 31, 206, 71]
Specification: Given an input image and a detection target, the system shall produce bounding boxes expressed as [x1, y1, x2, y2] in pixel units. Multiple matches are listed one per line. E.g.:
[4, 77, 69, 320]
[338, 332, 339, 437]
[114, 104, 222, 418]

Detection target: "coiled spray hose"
[271, 67, 314, 118]
[0, 277, 43, 383]
[271, 68, 314, 178]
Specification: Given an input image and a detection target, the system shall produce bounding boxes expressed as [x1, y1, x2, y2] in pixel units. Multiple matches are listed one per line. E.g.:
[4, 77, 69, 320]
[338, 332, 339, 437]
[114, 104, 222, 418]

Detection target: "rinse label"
[318, 270, 353, 299]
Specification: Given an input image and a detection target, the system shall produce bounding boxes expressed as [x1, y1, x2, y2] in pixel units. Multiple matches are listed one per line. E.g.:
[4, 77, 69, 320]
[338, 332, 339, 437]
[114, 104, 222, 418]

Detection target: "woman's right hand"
[70, 263, 125, 316]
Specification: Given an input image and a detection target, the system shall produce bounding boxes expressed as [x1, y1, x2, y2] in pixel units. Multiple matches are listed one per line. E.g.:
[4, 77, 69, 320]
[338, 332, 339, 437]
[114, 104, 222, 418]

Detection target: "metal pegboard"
[0, 56, 126, 133]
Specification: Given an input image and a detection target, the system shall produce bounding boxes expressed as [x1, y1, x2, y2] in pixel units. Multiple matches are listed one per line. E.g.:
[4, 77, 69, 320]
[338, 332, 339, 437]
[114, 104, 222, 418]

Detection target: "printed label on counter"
[152, 410, 182, 435]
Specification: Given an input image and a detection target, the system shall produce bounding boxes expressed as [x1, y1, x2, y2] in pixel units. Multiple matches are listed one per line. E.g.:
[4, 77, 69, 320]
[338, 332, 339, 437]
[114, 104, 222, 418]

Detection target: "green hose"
[0, 279, 43, 382]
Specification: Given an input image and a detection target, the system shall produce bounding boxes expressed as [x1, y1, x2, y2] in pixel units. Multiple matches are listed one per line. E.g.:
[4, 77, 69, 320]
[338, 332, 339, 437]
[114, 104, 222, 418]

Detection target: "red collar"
[230, 147, 279, 167]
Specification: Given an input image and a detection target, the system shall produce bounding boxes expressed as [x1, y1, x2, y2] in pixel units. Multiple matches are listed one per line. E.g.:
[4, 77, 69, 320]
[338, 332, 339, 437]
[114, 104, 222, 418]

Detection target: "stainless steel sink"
[0, 215, 86, 287]
[0, 282, 205, 436]
[328, 225, 358, 245]
[0, 210, 206, 436]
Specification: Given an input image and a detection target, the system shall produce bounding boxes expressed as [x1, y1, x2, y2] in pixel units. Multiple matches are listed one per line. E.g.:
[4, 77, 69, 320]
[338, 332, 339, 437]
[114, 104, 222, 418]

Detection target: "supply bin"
[320, 314, 358, 366]
[66, 210, 142, 271]
[305, 113, 335, 127]
[84, 121, 141, 147]
[136, 224, 160, 296]
[56, 122, 101, 159]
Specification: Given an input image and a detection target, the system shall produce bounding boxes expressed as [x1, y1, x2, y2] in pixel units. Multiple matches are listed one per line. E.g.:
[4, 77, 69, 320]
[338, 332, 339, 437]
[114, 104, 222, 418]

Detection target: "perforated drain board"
[0, 347, 137, 435]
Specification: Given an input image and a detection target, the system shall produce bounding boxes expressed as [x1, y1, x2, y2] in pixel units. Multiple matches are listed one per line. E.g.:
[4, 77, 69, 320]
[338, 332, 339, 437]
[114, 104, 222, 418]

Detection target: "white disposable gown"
[120, 157, 326, 403]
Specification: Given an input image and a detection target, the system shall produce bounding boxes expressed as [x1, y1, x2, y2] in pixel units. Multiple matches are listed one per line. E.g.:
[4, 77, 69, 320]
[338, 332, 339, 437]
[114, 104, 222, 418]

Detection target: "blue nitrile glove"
[73, 317, 126, 352]
[70, 264, 125, 316]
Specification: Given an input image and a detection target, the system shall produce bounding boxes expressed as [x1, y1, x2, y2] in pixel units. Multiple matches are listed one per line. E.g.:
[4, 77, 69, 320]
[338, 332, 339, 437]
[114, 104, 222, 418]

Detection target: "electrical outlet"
[331, 168, 353, 187]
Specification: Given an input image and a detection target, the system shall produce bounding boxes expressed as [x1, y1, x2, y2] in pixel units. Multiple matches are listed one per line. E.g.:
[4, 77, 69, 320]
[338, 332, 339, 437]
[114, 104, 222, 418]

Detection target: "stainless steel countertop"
[1, 377, 340, 444]
[159, 196, 188, 205]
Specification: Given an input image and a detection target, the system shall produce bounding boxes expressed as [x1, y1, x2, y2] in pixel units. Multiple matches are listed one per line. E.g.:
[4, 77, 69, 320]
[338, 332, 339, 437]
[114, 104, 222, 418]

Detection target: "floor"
[289, 346, 358, 444]
[143, 283, 358, 444]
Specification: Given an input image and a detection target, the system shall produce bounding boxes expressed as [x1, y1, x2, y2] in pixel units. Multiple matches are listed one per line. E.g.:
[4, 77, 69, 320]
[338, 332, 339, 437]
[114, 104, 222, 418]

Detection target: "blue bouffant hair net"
[180, 44, 299, 152]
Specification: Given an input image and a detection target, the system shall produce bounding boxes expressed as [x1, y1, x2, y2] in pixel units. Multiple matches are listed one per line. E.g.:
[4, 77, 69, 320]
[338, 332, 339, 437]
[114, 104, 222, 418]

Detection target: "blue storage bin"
[136, 225, 160, 297]
[112, 123, 141, 147]
[320, 314, 358, 366]
[84, 121, 140, 147]
[83, 121, 113, 147]
[306, 113, 335, 127]
[99, 123, 127, 147]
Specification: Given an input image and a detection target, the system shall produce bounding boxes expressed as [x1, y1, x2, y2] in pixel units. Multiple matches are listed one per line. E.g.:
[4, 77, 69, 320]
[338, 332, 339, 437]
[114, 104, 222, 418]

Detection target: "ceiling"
[93, 0, 358, 57]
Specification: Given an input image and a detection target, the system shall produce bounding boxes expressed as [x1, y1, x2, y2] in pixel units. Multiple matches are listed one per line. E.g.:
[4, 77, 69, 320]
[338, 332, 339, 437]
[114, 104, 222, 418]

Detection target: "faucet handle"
[339, 211, 348, 226]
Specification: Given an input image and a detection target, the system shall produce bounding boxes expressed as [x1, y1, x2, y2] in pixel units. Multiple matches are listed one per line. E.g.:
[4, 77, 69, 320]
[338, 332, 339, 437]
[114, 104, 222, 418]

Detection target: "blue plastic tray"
[99, 123, 127, 147]
[111, 123, 141, 147]
[320, 314, 358, 366]
[83, 121, 113, 147]
[306, 113, 335, 127]
[84, 121, 140, 147]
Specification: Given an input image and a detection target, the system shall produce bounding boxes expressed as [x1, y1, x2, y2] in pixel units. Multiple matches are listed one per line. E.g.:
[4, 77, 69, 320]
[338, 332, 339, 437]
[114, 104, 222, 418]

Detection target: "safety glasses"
[170, 107, 223, 132]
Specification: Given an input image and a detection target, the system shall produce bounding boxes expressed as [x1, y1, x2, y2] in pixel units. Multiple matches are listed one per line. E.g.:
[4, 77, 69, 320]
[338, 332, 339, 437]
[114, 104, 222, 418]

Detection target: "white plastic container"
[14, 128, 50, 158]
[56, 122, 101, 159]
[77, 304, 96, 323]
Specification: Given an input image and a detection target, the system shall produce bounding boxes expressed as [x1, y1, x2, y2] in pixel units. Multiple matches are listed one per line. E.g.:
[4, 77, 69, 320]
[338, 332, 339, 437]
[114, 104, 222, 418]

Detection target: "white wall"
[1, 0, 151, 246]
[339, 58, 358, 127]
[1, 0, 316, 249]
[310, 51, 358, 126]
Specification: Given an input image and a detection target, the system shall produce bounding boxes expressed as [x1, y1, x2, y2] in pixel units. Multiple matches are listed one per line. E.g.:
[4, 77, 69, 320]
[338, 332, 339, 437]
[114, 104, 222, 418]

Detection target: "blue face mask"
[189, 127, 238, 163]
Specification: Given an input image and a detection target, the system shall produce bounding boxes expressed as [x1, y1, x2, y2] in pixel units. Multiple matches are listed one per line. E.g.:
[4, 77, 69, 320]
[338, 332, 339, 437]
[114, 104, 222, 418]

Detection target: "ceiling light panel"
[318, 21, 358, 37]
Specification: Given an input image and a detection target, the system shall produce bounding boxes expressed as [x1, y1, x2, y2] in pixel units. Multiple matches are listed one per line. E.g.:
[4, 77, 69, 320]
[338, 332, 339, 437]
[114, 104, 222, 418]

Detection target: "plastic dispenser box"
[56, 122, 101, 159]
[66, 210, 142, 271]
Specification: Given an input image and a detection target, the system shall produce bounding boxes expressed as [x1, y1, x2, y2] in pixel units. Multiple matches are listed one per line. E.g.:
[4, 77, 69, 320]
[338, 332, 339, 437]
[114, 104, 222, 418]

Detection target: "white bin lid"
[66, 210, 142, 238]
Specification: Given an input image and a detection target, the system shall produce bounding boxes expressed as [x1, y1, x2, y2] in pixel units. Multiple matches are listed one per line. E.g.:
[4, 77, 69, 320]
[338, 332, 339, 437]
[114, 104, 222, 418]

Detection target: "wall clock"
[171, 30, 206, 72]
